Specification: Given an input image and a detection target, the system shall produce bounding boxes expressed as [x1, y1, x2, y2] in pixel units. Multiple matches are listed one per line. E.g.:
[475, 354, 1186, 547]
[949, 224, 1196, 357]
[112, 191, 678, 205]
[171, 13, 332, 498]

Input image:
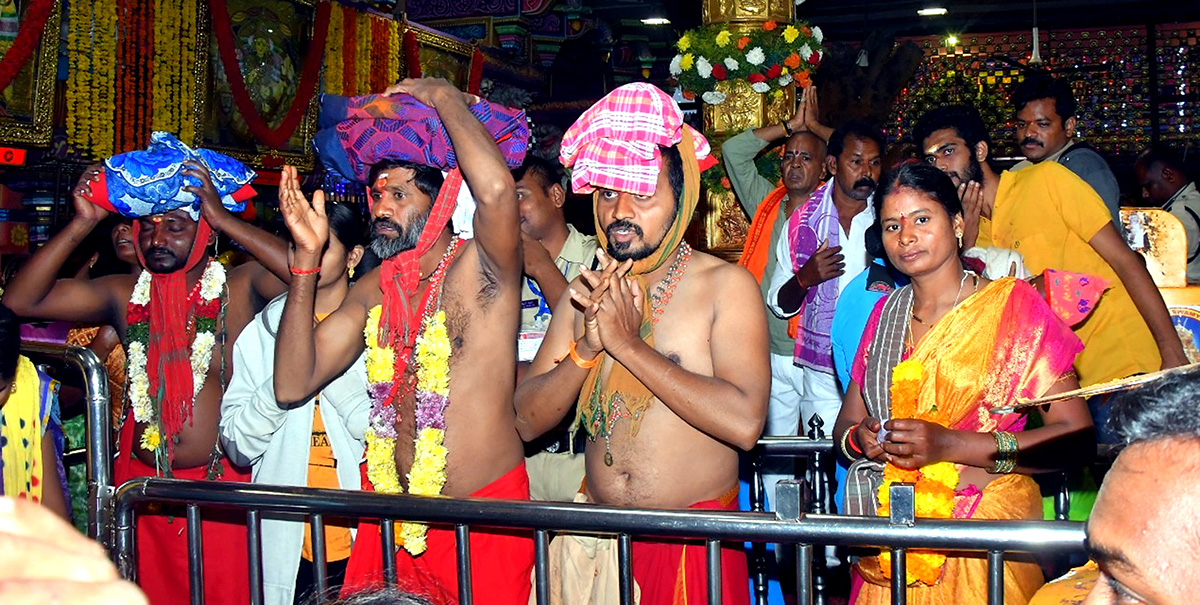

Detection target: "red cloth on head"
[376, 169, 463, 374]
[131, 216, 214, 462]
[340, 463, 534, 604]
[631, 489, 751, 605]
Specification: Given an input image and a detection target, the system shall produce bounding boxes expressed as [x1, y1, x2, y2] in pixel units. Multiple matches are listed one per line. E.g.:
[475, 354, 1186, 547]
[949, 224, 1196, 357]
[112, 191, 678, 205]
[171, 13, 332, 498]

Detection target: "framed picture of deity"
[196, 0, 323, 170]
[0, 0, 60, 146]
[403, 22, 475, 89]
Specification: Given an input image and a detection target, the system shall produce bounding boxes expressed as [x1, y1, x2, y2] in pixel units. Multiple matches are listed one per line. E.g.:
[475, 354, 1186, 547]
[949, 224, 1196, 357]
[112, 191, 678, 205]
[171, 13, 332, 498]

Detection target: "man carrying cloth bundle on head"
[2, 132, 297, 605]
[515, 83, 770, 605]
[274, 78, 533, 604]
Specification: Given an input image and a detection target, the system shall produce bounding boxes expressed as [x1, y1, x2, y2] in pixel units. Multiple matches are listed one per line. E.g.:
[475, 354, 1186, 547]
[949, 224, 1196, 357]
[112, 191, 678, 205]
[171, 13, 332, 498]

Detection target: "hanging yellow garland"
[179, 0, 197, 143]
[64, 0, 84, 149]
[91, 0, 117, 158]
[150, 0, 168, 133]
[387, 20, 399, 83]
[356, 12, 370, 95]
[323, 5, 343, 95]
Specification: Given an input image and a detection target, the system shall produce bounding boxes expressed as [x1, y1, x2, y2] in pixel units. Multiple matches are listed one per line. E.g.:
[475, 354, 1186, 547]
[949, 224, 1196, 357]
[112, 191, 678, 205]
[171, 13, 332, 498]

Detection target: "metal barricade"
[748, 417, 836, 605]
[111, 476, 1085, 605]
[20, 341, 113, 542]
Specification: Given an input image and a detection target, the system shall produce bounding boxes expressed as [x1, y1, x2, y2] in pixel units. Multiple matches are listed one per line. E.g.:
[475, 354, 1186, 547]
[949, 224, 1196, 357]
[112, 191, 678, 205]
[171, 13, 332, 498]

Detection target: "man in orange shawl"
[722, 86, 829, 509]
[516, 82, 770, 604]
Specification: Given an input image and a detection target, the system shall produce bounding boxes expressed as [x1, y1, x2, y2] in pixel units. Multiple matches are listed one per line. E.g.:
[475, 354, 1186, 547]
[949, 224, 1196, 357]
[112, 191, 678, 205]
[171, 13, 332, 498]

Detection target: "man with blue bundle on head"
[2, 132, 296, 605]
[275, 78, 533, 604]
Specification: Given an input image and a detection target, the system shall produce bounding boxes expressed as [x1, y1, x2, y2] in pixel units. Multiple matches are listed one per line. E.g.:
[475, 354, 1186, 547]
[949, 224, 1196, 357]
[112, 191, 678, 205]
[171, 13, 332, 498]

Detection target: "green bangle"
[989, 430, 1018, 474]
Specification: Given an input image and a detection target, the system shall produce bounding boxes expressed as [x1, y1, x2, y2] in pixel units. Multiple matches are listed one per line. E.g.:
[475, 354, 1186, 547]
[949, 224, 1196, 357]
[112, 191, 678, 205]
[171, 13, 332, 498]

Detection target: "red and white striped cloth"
[560, 83, 715, 197]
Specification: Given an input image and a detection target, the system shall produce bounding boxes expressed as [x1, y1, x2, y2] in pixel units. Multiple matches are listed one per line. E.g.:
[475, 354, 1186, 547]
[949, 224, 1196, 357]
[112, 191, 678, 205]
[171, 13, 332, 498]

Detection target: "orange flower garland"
[876, 359, 961, 587]
[321, 11, 402, 97]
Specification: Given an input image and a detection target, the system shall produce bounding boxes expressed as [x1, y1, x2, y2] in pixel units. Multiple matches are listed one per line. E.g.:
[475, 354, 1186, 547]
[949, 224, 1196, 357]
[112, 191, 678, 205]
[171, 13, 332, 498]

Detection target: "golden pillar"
[695, 0, 795, 259]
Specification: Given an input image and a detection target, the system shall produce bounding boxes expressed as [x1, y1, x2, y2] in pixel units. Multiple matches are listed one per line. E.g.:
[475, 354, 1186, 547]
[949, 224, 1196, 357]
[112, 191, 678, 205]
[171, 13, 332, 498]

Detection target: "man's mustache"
[853, 178, 877, 190]
[1021, 137, 1043, 148]
[145, 246, 176, 258]
[371, 217, 401, 233]
[605, 219, 644, 238]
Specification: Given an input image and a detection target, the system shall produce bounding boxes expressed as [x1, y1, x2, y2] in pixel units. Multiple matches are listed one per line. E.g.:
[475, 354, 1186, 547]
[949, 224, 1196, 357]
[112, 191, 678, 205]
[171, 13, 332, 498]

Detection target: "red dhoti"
[115, 449, 252, 605]
[341, 463, 534, 605]
[631, 487, 750, 605]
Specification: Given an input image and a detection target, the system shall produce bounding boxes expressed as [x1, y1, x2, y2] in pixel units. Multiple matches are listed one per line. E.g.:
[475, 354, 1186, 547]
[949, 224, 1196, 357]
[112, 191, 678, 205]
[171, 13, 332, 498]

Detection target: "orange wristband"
[555, 340, 598, 369]
[290, 266, 320, 276]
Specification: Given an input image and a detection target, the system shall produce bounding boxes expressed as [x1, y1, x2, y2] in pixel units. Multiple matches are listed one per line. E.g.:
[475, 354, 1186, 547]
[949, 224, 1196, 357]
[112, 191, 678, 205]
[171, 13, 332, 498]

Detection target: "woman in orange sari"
[833, 162, 1095, 604]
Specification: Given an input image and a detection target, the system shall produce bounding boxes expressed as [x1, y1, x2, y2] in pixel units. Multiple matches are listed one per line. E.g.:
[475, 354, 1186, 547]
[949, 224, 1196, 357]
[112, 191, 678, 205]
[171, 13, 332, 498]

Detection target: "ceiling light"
[918, 7, 948, 16]
[641, 17, 670, 25]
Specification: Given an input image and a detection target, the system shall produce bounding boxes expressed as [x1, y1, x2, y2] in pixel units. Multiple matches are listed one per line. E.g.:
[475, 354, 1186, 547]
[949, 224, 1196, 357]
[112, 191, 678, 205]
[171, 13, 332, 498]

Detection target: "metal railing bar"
[706, 539, 722, 605]
[456, 524, 472, 605]
[109, 478, 1086, 553]
[795, 543, 813, 605]
[618, 533, 634, 605]
[754, 437, 835, 457]
[890, 547, 906, 605]
[380, 519, 397, 586]
[987, 550, 1005, 605]
[21, 342, 112, 541]
[311, 514, 328, 596]
[533, 529, 550, 605]
[248, 509, 264, 605]
[186, 504, 204, 605]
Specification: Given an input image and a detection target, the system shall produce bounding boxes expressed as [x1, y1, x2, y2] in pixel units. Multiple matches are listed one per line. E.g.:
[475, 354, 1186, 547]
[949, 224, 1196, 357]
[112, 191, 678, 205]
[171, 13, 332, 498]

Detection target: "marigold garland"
[323, 5, 343, 95]
[876, 359, 961, 587]
[362, 238, 460, 556]
[321, 10, 400, 97]
[66, 0, 118, 158]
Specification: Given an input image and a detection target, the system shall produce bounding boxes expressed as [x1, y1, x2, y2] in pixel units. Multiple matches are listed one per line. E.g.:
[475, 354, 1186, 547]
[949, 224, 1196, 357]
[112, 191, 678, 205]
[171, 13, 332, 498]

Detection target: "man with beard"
[721, 87, 828, 510]
[515, 82, 769, 604]
[766, 120, 883, 454]
[915, 104, 1186, 397]
[1, 134, 293, 605]
[1010, 72, 1123, 229]
[272, 78, 533, 604]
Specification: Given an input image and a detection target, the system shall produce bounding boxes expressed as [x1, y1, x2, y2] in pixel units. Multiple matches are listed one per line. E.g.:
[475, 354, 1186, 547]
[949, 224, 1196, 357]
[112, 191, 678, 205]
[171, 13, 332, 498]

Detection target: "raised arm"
[2, 172, 124, 325]
[272, 166, 370, 405]
[385, 78, 522, 283]
[184, 161, 291, 284]
[601, 265, 770, 450]
[1089, 223, 1188, 369]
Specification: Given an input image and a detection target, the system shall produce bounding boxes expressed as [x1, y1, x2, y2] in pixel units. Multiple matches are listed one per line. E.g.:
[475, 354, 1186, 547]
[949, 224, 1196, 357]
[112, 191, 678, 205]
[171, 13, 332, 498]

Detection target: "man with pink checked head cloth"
[515, 82, 770, 604]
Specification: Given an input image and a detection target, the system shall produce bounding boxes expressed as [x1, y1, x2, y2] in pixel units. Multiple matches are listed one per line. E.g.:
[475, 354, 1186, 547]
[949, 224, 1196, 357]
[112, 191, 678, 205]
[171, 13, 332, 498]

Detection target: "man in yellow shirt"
[915, 105, 1187, 392]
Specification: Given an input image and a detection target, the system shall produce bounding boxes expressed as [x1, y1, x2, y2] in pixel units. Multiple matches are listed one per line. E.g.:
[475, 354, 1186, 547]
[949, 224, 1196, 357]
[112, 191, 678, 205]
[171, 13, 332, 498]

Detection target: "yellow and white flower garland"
[363, 305, 454, 556]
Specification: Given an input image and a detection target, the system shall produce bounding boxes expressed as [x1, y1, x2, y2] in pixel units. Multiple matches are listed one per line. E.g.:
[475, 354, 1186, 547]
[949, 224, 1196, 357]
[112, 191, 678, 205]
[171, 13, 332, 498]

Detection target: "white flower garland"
[127, 259, 226, 450]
